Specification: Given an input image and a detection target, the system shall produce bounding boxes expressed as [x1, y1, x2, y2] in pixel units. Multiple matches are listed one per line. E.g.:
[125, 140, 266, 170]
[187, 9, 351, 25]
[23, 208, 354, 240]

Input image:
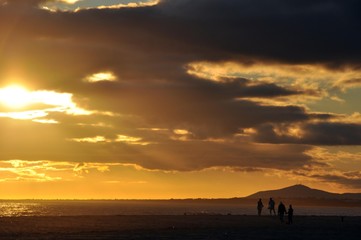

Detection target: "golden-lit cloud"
[173, 129, 190, 135]
[236, 97, 311, 107]
[116, 134, 151, 145]
[171, 129, 193, 141]
[0, 159, 299, 199]
[325, 112, 361, 124]
[94, 0, 160, 10]
[0, 110, 48, 120]
[272, 123, 305, 139]
[305, 147, 361, 165]
[0, 160, 67, 182]
[0, 160, 150, 183]
[67, 134, 152, 145]
[56, 0, 79, 4]
[84, 72, 117, 83]
[187, 61, 361, 92]
[32, 119, 59, 124]
[40, 0, 160, 12]
[69, 136, 108, 143]
[73, 162, 112, 175]
[138, 128, 169, 132]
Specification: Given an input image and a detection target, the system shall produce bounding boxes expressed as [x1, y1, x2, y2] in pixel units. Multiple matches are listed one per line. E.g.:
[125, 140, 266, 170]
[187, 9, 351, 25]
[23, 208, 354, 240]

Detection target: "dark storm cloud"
[74, 81, 312, 138]
[293, 170, 361, 189]
[0, 0, 45, 6]
[0, 117, 313, 171]
[2, 0, 361, 73]
[2, 0, 360, 88]
[314, 174, 361, 188]
[158, 0, 361, 65]
[255, 122, 361, 145]
[41, 0, 360, 65]
[133, 140, 313, 171]
[289, 168, 361, 189]
[30, 0, 353, 65]
[237, 82, 302, 98]
[207, 78, 305, 98]
[302, 123, 361, 145]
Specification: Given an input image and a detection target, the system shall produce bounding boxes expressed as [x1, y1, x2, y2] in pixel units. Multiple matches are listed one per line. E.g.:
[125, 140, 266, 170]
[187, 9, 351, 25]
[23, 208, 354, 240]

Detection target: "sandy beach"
[0, 215, 360, 239]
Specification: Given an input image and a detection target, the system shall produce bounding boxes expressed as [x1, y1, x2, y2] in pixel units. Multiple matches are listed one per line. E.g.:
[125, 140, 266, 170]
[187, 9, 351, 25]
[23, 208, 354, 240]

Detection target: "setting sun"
[0, 85, 31, 108]
[0, 85, 91, 120]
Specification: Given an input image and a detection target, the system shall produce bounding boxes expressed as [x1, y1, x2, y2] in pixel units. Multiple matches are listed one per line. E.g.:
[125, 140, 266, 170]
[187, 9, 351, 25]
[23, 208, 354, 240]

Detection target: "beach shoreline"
[0, 215, 360, 239]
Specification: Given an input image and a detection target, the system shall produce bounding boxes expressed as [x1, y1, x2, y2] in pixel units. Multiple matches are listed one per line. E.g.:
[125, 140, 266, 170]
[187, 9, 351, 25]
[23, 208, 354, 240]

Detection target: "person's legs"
[279, 213, 284, 222]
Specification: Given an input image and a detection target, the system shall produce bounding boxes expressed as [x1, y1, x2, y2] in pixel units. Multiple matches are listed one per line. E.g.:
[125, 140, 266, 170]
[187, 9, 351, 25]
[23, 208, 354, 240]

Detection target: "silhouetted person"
[268, 198, 276, 216]
[277, 202, 286, 223]
[287, 205, 293, 224]
[257, 199, 264, 216]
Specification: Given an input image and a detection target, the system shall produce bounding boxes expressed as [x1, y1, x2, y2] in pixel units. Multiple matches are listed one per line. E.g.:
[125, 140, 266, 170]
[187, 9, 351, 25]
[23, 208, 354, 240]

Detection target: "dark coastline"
[0, 215, 360, 240]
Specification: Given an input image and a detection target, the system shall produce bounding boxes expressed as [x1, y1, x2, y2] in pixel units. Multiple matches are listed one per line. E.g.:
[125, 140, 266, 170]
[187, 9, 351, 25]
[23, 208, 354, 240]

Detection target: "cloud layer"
[0, 0, 360, 192]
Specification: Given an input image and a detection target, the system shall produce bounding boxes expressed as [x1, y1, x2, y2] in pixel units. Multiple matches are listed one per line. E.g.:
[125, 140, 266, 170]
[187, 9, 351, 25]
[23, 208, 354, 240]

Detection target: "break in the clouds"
[0, 0, 360, 195]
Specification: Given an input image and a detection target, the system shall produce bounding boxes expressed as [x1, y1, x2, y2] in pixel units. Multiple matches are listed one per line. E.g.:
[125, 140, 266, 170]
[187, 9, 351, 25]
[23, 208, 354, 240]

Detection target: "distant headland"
[246, 184, 361, 200]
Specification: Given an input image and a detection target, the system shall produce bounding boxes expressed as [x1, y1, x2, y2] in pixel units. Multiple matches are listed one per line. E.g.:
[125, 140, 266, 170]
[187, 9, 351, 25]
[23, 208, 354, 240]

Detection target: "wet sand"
[0, 215, 360, 239]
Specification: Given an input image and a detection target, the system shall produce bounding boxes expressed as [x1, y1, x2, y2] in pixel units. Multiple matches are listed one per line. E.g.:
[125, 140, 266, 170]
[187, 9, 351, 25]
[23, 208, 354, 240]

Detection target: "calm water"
[1, 200, 361, 217]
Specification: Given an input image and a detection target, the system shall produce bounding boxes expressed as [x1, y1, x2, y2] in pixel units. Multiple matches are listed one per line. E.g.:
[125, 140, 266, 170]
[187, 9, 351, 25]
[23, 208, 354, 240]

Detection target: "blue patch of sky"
[308, 87, 361, 115]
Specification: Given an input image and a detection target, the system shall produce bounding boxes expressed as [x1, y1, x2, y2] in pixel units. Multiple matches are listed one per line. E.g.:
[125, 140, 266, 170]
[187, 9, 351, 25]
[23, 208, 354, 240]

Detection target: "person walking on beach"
[257, 199, 264, 216]
[268, 198, 276, 216]
[277, 202, 286, 223]
[287, 205, 294, 224]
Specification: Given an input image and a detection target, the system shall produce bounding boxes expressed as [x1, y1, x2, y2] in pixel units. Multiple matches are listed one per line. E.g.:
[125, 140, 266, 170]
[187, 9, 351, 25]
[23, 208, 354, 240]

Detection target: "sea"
[1, 200, 361, 217]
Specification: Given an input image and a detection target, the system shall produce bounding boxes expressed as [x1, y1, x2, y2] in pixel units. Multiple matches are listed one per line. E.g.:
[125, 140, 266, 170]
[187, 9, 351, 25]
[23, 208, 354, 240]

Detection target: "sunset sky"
[0, 0, 360, 199]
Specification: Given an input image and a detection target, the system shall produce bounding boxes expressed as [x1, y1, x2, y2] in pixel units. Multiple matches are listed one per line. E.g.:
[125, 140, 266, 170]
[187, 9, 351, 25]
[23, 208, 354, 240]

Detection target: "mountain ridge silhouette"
[246, 184, 361, 200]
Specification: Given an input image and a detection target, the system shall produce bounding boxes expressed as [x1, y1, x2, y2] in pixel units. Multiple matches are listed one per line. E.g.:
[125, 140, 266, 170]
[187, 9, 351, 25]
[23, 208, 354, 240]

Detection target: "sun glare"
[0, 85, 92, 120]
[0, 85, 31, 108]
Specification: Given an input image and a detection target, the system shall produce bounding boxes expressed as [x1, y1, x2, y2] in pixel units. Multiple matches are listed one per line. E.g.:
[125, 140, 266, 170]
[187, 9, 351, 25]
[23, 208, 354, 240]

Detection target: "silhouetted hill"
[246, 184, 361, 200]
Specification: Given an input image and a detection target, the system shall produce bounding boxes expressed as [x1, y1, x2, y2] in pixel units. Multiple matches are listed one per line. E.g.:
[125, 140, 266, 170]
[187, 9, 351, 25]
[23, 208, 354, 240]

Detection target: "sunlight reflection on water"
[0, 202, 47, 217]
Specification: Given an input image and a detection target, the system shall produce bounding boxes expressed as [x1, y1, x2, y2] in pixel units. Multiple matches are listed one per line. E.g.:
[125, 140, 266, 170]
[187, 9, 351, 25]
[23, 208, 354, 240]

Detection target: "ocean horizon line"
[0, 197, 244, 201]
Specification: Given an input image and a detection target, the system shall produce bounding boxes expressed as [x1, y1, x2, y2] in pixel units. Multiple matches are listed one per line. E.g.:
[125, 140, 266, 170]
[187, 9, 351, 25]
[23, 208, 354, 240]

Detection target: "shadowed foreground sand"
[0, 215, 360, 239]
